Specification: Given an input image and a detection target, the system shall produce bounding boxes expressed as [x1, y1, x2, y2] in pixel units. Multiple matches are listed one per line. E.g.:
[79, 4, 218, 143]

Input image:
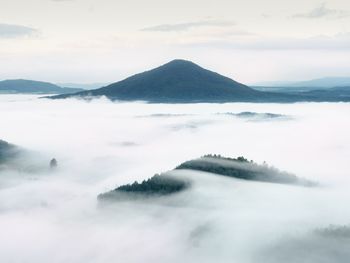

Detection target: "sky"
[0, 0, 350, 83]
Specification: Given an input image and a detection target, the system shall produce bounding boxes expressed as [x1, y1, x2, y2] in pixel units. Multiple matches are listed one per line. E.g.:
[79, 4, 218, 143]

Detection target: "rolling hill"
[253, 77, 350, 92]
[0, 79, 83, 94]
[98, 154, 314, 201]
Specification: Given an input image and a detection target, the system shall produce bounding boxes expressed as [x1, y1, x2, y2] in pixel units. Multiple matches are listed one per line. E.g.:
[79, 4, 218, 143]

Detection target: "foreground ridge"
[98, 154, 314, 201]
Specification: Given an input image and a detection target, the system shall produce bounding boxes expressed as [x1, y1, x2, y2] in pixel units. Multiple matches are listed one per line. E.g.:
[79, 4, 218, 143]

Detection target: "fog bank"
[0, 95, 349, 262]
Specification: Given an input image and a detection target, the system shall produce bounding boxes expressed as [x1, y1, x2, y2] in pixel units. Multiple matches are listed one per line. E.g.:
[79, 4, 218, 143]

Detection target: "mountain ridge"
[0, 79, 83, 94]
[50, 59, 268, 102]
[48, 60, 350, 102]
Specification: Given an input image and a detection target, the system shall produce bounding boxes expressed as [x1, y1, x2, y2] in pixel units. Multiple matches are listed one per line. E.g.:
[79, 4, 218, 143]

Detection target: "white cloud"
[292, 3, 350, 19]
[0, 96, 350, 262]
[141, 20, 236, 32]
[0, 23, 39, 39]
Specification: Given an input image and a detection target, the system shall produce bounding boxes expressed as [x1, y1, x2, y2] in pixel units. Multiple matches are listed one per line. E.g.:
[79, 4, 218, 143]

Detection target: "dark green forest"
[99, 154, 314, 201]
[98, 173, 189, 200]
[176, 154, 313, 186]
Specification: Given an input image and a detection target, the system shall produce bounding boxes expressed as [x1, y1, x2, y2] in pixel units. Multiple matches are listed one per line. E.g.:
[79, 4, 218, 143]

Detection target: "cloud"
[141, 20, 236, 32]
[0, 96, 350, 262]
[292, 3, 350, 19]
[0, 23, 39, 39]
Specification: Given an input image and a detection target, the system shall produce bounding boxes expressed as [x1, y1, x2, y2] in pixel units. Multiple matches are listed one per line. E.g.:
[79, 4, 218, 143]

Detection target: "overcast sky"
[0, 0, 349, 83]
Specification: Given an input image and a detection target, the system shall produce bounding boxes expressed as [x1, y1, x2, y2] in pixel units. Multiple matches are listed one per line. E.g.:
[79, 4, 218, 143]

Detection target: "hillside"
[252, 77, 350, 90]
[0, 79, 83, 94]
[176, 155, 314, 186]
[50, 60, 278, 102]
[49, 60, 350, 102]
[98, 155, 314, 201]
[0, 140, 20, 165]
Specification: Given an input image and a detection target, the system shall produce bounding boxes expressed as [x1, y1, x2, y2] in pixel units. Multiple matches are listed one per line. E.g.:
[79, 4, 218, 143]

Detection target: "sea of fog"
[0, 94, 349, 263]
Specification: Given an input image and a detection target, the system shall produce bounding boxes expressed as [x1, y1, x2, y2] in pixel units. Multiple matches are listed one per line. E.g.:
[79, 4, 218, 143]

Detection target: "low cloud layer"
[0, 95, 349, 262]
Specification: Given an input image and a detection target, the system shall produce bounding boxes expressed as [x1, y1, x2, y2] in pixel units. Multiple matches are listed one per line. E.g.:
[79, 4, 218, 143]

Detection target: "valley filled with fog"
[0, 94, 350, 263]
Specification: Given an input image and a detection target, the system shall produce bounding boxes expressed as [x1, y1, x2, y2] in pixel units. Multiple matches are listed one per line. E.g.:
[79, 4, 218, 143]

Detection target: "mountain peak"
[157, 59, 202, 71]
[164, 59, 197, 66]
[50, 60, 261, 102]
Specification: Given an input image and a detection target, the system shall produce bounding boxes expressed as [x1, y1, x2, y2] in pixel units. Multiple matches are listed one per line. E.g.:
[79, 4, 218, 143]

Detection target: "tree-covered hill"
[98, 154, 314, 202]
[49, 60, 350, 102]
[0, 79, 83, 94]
[98, 174, 189, 200]
[176, 154, 313, 186]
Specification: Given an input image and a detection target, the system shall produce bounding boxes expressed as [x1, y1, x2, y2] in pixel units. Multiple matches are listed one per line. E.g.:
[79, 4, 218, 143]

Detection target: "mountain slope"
[51, 60, 268, 102]
[48, 60, 350, 102]
[0, 140, 20, 165]
[254, 77, 350, 92]
[98, 154, 314, 201]
[290, 77, 350, 88]
[56, 82, 110, 90]
[0, 79, 83, 94]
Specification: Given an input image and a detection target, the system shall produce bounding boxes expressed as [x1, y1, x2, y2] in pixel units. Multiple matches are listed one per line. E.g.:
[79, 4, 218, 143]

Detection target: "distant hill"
[50, 59, 277, 102]
[297, 86, 350, 99]
[49, 60, 350, 102]
[56, 82, 110, 90]
[253, 84, 350, 101]
[288, 77, 350, 88]
[254, 77, 350, 92]
[0, 79, 83, 94]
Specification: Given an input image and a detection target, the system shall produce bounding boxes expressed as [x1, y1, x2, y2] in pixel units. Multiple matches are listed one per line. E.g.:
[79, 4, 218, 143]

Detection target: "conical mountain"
[51, 59, 263, 102]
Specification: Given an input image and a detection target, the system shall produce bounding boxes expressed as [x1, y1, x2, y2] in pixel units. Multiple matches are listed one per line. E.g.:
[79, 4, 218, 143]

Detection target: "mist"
[0, 94, 350, 262]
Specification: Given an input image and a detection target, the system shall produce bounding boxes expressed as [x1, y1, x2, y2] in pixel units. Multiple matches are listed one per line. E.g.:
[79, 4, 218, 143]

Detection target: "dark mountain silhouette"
[0, 79, 83, 94]
[49, 60, 350, 102]
[50, 60, 292, 102]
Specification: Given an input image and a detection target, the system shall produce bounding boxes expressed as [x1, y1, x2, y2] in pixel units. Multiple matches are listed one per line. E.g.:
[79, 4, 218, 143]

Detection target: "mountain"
[289, 77, 350, 88]
[50, 59, 273, 102]
[253, 77, 350, 92]
[49, 60, 350, 102]
[298, 86, 350, 99]
[56, 82, 110, 90]
[0, 79, 84, 94]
